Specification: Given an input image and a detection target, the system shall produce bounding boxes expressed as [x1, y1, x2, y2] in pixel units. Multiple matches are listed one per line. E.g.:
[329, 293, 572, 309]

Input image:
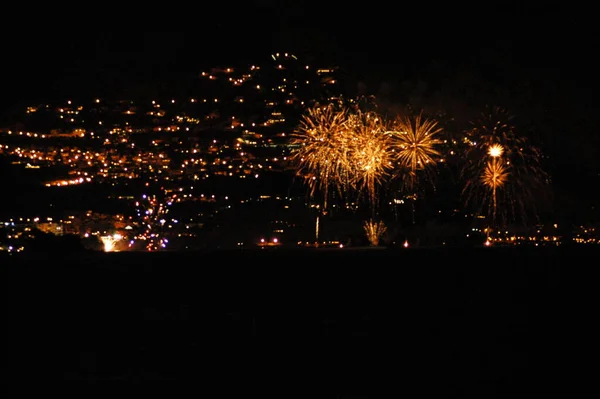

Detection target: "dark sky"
[4, 3, 597, 97]
[3, 4, 597, 102]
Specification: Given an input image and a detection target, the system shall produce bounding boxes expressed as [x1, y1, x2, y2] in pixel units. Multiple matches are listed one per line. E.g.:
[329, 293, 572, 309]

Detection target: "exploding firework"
[289, 103, 354, 209]
[481, 157, 509, 222]
[100, 234, 122, 252]
[461, 106, 548, 227]
[346, 110, 394, 208]
[488, 143, 504, 158]
[387, 112, 443, 191]
[363, 219, 387, 246]
[133, 192, 172, 251]
[290, 104, 393, 211]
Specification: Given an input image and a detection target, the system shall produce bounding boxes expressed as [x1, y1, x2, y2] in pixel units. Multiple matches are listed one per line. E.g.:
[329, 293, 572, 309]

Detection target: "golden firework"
[481, 157, 509, 222]
[289, 103, 354, 208]
[464, 106, 531, 166]
[290, 104, 393, 211]
[363, 219, 387, 246]
[387, 112, 443, 191]
[461, 106, 549, 227]
[488, 143, 504, 158]
[346, 110, 394, 207]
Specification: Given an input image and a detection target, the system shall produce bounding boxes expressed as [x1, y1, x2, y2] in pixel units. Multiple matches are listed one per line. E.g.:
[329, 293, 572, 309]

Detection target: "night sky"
[5, 4, 598, 98]
[3, 3, 599, 200]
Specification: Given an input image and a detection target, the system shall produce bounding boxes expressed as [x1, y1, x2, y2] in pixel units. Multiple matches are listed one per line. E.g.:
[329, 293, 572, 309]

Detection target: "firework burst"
[461, 106, 548, 227]
[346, 110, 394, 208]
[289, 103, 354, 209]
[488, 143, 504, 158]
[290, 104, 394, 211]
[387, 112, 443, 191]
[481, 157, 509, 222]
[133, 192, 172, 251]
[363, 219, 387, 246]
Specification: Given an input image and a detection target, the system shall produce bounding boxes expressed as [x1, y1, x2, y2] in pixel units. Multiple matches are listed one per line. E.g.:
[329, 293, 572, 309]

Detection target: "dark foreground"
[5, 246, 599, 396]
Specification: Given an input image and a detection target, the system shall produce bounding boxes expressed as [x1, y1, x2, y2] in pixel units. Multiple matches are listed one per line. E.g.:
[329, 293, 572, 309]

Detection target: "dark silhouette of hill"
[5, 245, 599, 395]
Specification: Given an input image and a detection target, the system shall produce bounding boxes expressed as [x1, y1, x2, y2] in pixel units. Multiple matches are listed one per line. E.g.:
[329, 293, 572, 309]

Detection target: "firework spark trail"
[363, 219, 387, 246]
[481, 157, 509, 223]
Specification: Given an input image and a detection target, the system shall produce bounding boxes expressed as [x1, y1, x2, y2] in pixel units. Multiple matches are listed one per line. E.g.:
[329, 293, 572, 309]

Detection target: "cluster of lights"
[132, 193, 172, 251]
[45, 177, 92, 187]
[257, 237, 280, 247]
